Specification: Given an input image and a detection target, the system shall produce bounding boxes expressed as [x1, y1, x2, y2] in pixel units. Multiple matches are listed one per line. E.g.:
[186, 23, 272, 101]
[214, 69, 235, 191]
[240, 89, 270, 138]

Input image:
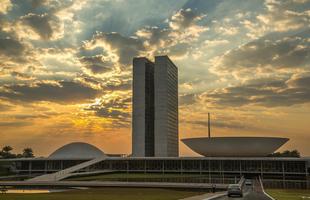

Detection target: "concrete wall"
[132, 58, 154, 157]
[154, 56, 179, 157]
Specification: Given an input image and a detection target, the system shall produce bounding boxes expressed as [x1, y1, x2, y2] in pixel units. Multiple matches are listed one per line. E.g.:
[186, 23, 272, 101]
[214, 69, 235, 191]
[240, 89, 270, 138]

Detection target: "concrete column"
[44, 161, 47, 174]
[282, 161, 286, 189]
[162, 160, 165, 174]
[28, 161, 32, 175]
[209, 160, 211, 183]
[180, 160, 183, 174]
[144, 160, 146, 174]
[239, 160, 242, 176]
[305, 161, 309, 189]
[260, 160, 263, 178]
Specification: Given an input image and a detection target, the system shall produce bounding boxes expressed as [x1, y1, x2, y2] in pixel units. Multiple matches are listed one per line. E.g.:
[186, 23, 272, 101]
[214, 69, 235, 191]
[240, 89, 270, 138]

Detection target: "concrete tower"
[132, 57, 155, 157]
[154, 56, 179, 157]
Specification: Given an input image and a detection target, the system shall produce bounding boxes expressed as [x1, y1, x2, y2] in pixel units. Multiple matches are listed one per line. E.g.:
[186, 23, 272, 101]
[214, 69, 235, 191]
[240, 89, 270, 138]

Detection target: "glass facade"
[9, 157, 309, 189]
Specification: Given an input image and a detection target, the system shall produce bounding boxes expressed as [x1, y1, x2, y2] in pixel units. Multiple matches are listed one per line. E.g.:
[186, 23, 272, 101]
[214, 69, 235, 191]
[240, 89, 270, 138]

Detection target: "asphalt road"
[216, 179, 271, 200]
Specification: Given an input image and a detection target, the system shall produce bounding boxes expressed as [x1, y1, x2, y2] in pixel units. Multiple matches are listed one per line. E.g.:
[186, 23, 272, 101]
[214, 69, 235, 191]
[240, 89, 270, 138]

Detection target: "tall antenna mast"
[208, 113, 211, 138]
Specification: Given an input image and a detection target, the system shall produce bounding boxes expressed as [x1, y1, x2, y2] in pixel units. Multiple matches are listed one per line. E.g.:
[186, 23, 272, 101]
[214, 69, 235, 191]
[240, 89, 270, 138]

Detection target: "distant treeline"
[268, 150, 300, 158]
[0, 146, 34, 159]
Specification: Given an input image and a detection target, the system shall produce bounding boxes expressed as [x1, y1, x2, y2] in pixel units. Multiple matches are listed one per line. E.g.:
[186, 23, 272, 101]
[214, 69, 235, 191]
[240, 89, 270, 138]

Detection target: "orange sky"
[0, 0, 309, 157]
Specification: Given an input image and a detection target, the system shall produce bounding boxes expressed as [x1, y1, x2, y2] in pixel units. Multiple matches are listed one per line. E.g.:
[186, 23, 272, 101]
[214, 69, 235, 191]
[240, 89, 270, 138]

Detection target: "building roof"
[48, 142, 106, 159]
[182, 137, 289, 157]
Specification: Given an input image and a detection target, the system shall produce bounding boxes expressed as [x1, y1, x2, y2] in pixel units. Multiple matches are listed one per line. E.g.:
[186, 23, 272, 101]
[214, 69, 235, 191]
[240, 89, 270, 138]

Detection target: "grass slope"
[0, 188, 205, 200]
[266, 189, 310, 200]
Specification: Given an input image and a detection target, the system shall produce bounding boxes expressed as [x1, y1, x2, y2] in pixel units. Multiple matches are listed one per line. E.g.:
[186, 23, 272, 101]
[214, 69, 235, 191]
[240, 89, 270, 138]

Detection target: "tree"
[269, 149, 300, 158]
[22, 148, 34, 158]
[2, 146, 13, 154]
[0, 146, 15, 159]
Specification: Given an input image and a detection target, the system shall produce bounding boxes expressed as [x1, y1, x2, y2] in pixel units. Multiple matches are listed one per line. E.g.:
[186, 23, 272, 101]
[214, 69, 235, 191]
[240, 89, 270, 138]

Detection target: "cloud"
[210, 34, 310, 79]
[0, 38, 33, 64]
[204, 39, 229, 47]
[84, 96, 131, 128]
[184, 119, 251, 130]
[169, 8, 206, 30]
[0, 80, 102, 104]
[103, 81, 131, 91]
[0, 38, 25, 57]
[216, 26, 239, 36]
[134, 8, 207, 58]
[179, 93, 197, 105]
[80, 55, 114, 74]
[0, 102, 12, 112]
[19, 13, 63, 40]
[257, 0, 310, 32]
[83, 32, 145, 66]
[0, 0, 12, 14]
[136, 26, 172, 49]
[10, 71, 34, 80]
[168, 8, 208, 43]
[0, 121, 32, 127]
[203, 74, 310, 107]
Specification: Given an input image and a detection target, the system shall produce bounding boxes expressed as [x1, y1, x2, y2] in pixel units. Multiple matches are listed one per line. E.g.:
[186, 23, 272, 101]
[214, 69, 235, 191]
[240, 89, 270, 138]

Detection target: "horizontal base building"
[2, 157, 309, 189]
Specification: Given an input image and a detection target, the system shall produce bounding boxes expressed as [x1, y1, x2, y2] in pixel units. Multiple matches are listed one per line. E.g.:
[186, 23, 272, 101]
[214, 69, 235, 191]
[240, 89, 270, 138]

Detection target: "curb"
[259, 176, 275, 200]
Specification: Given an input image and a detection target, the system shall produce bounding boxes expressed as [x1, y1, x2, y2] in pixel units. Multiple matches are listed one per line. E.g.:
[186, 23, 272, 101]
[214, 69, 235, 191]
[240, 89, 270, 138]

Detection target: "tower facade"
[132, 55, 178, 157]
[132, 57, 155, 157]
[154, 56, 179, 157]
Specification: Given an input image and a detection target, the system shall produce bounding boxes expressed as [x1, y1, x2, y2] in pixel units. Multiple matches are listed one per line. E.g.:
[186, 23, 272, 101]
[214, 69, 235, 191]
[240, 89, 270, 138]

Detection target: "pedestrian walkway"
[27, 156, 107, 181]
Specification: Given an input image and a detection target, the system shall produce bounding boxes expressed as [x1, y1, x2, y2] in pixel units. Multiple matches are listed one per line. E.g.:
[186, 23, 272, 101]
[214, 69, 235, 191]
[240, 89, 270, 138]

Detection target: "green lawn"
[66, 172, 206, 181]
[0, 187, 205, 200]
[266, 189, 310, 200]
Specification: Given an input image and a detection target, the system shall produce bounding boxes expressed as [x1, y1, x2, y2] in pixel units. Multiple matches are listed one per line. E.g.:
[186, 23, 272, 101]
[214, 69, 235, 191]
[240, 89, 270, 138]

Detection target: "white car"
[227, 184, 243, 197]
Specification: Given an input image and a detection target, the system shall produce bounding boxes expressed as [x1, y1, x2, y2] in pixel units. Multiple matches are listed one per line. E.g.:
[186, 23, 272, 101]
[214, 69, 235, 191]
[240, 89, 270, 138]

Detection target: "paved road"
[216, 179, 271, 200]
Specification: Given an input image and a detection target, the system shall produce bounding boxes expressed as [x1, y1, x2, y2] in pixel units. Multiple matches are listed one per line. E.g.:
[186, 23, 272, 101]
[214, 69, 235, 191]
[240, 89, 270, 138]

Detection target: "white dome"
[49, 142, 106, 159]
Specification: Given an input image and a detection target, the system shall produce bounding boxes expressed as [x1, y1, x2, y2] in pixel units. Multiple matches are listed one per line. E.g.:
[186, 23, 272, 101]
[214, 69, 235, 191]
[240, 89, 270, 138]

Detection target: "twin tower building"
[132, 56, 179, 157]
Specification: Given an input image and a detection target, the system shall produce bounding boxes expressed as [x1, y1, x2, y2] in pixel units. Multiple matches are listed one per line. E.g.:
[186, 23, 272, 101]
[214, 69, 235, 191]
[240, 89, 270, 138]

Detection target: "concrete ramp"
[27, 156, 107, 182]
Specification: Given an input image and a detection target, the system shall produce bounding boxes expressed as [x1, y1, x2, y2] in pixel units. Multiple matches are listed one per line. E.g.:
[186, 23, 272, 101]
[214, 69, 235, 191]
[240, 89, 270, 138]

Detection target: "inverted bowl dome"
[49, 142, 106, 159]
[182, 137, 289, 157]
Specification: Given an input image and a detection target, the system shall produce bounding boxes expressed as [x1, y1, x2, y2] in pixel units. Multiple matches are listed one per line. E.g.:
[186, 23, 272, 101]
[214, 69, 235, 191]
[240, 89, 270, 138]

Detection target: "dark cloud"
[136, 26, 172, 47]
[84, 32, 145, 66]
[169, 8, 205, 30]
[0, 38, 25, 57]
[184, 119, 250, 130]
[13, 113, 51, 119]
[180, 93, 196, 105]
[0, 121, 32, 127]
[84, 96, 131, 128]
[204, 74, 310, 107]
[212, 34, 310, 76]
[95, 108, 130, 119]
[103, 81, 131, 91]
[0, 103, 12, 112]
[20, 13, 60, 40]
[80, 55, 114, 74]
[30, 0, 48, 8]
[259, 0, 310, 32]
[0, 81, 102, 104]
[168, 43, 190, 57]
[11, 71, 34, 80]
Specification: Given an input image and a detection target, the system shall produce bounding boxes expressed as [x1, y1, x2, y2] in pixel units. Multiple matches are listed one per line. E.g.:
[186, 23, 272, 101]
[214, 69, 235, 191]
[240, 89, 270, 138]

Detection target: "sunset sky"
[0, 0, 309, 157]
